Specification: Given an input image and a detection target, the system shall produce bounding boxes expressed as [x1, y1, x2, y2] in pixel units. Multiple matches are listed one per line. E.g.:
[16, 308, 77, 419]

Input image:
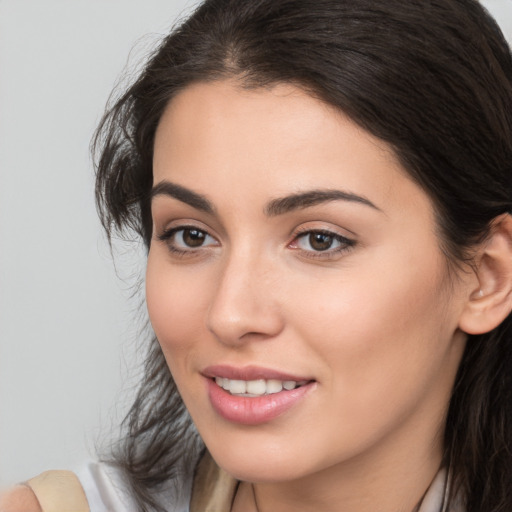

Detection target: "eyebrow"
[151, 181, 215, 214]
[151, 180, 380, 216]
[265, 189, 381, 216]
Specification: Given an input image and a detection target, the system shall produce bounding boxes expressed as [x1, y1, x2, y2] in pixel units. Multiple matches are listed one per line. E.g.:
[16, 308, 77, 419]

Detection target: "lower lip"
[206, 378, 315, 425]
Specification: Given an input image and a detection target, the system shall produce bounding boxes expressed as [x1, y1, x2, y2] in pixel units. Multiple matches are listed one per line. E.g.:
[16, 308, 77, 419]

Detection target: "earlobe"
[459, 214, 512, 335]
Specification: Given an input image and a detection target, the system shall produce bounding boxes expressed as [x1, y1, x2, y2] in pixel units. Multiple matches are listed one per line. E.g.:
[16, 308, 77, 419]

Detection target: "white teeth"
[266, 379, 283, 394]
[215, 377, 302, 396]
[246, 379, 266, 395]
[230, 380, 247, 394]
[216, 377, 232, 390]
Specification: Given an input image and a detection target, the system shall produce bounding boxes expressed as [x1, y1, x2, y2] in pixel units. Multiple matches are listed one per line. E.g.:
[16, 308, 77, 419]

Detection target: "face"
[147, 80, 469, 484]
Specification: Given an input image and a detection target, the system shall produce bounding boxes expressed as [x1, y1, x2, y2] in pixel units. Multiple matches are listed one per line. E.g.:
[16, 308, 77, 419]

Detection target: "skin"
[147, 80, 474, 512]
[0, 486, 41, 512]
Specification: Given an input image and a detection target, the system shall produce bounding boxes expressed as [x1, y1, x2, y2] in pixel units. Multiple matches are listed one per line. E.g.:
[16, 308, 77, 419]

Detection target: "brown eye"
[182, 228, 207, 247]
[308, 232, 334, 251]
[292, 229, 355, 256]
[158, 226, 218, 253]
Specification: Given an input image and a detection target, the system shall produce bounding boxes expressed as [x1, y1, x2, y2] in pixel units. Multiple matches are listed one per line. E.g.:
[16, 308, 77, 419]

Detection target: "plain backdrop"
[0, 0, 197, 485]
[0, 0, 511, 487]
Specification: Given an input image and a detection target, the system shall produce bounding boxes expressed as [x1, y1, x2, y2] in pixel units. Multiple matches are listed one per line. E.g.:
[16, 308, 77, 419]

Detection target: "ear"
[458, 214, 512, 335]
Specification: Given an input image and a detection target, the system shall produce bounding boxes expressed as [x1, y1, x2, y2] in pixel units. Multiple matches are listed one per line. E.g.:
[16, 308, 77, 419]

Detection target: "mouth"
[212, 377, 310, 397]
[202, 365, 316, 425]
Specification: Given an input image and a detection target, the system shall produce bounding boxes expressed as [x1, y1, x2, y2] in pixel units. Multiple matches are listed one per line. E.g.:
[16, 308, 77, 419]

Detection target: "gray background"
[0, 0, 511, 487]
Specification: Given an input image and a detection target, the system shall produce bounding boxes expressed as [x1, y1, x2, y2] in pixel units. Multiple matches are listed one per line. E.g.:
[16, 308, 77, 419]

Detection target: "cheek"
[289, 246, 454, 413]
[145, 251, 210, 371]
[294, 253, 446, 345]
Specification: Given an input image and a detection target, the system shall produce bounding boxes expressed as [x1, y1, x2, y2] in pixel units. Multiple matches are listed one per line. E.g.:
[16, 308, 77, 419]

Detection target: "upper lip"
[202, 364, 314, 382]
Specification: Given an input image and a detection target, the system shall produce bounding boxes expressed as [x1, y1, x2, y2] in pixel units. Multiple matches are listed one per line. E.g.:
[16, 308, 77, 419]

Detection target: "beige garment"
[25, 456, 232, 512]
[189, 451, 238, 512]
[25, 453, 236, 512]
[26, 470, 90, 512]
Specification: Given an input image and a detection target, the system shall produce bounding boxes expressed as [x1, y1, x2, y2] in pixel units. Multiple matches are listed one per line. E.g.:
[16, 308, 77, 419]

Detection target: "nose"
[206, 250, 285, 346]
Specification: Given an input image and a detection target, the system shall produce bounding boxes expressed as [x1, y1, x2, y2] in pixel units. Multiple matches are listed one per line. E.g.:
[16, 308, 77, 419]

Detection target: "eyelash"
[157, 225, 218, 257]
[290, 227, 356, 260]
[156, 225, 356, 260]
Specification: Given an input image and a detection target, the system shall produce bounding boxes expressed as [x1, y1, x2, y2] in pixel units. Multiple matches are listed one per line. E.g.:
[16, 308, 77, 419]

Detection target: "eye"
[298, 232, 339, 251]
[157, 225, 218, 253]
[290, 229, 355, 257]
[175, 228, 213, 248]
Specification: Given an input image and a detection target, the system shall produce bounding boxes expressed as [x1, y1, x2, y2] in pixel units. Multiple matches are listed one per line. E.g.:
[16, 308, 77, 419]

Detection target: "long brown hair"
[93, 1, 512, 510]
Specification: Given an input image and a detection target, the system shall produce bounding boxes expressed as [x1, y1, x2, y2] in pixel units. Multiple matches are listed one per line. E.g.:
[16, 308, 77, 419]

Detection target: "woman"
[3, 0, 512, 511]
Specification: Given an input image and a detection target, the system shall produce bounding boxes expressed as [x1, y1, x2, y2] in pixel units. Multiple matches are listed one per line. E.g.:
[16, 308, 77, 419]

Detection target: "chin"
[204, 439, 314, 483]
[219, 458, 305, 483]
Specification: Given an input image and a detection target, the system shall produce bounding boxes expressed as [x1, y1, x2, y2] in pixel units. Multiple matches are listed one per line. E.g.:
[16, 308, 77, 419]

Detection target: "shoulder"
[0, 485, 42, 512]
[0, 464, 137, 512]
[76, 462, 136, 511]
[78, 462, 192, 512]
[0, 461, 192, 512]
[0, 470, 89, 512]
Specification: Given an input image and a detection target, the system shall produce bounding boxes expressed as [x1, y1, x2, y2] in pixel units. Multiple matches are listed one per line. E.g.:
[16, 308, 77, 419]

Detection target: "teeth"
[246, 379, 266, 395]
[215, 377, 303, 396]
[230, 380, 247, 394]
[266, 379, 283, 394]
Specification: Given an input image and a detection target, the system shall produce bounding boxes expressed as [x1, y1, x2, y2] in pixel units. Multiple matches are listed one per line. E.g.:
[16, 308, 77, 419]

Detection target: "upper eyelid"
[292, 223, 357, 240]
[155, 218, 217, 236]
[292, 229, 355, 245]
[294, 226, 350, 236]
[158, 225, 216, 240]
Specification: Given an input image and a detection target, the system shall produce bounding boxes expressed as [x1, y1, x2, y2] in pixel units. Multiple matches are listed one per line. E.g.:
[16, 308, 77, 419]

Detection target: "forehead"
[152, 79, 429, 220]
[154, 80, 345, 170]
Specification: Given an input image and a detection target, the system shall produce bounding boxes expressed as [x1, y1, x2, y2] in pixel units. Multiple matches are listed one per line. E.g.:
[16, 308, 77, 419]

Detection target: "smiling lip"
[202, 365, 316, 425]
[202, 364, 313, 382]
